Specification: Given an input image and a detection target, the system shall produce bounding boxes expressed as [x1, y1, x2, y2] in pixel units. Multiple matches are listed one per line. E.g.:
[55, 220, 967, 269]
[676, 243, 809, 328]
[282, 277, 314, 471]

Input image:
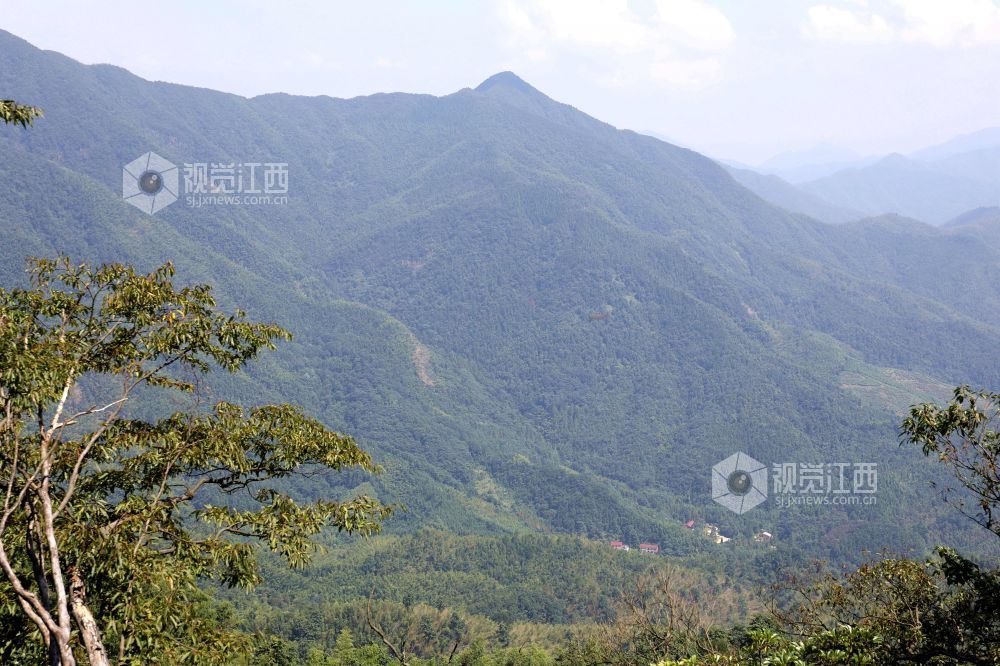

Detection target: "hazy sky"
[3, 0, 999, 163]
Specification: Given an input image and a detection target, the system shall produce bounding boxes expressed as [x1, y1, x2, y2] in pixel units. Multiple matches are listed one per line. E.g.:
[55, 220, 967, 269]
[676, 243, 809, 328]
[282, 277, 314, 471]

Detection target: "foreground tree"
[0, 257, 390, 664]
[902, 386, 1000, 537]
[0, 98, 43, 127]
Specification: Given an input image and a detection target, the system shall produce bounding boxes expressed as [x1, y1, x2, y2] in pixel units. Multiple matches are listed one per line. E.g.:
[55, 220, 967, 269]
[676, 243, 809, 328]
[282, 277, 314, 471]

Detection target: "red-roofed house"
[610, 540, 629, 551]
[684, 520, 696, 529]
[639, 543, 659, 554]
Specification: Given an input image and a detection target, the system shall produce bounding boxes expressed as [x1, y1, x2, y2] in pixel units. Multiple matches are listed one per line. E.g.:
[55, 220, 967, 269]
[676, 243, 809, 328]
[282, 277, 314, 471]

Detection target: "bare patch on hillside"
[840, 366, 953, 414]
[410, 336, 435, 386]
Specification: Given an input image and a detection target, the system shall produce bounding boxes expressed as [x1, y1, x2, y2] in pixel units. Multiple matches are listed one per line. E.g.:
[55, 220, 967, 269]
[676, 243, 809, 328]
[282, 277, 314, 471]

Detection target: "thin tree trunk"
[24, 506, 61, 666]
[69, 568, 109, 666]
[37, 423, 75, 665]
[26, 523, 61, 666]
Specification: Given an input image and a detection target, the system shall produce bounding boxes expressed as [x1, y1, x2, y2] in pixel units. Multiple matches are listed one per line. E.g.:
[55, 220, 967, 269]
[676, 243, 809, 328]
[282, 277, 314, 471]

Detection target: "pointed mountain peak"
[470, 70, 583, 125]
[875, 152, 919, 169]
[475, 71, 542, 96]
[470, 70, 604, 135]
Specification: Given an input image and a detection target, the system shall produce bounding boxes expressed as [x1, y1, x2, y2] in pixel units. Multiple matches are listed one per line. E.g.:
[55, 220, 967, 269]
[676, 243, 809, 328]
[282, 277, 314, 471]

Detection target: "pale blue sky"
[3, 0, 999, 163]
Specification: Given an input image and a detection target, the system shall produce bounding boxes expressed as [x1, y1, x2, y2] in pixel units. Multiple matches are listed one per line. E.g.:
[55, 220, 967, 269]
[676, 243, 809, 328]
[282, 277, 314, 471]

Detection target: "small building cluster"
[609, 540, 659, 554]
[684, 519, 776, 547]
[702, 524, 731, 544]
[609, 525, 774, 554]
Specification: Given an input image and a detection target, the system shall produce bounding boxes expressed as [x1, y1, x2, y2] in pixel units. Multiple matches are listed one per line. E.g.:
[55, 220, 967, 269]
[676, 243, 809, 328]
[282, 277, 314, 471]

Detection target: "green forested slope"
[1, 30, 999, 568]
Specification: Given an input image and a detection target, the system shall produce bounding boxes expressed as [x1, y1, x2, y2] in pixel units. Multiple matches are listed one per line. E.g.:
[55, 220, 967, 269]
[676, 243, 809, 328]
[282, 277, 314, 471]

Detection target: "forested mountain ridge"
[736, 127, 1000, 226]
[1, 28, 999, 564]
[799, 149, 1000, 224]
[721, 163, 863, 224]
[945, 205, 1000, 229]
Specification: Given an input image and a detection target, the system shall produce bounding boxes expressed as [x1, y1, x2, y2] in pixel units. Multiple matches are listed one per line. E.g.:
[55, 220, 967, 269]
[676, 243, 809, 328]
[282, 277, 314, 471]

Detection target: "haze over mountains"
[722, 164, 864, 224]
[2, 26, 1000, 565]
[730, 128, 1000, 225]
[755, 144, 873, 183]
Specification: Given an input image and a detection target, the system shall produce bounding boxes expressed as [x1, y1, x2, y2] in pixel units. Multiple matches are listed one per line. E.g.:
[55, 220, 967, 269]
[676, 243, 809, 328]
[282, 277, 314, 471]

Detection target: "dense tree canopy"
[0, 258, 390, 664]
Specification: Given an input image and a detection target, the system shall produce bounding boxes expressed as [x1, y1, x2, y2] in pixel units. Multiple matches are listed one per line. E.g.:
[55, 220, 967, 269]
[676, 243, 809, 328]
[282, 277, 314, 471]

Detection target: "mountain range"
[722, 164, 864, 223]
[800, 148, 1000, 224]
[755, 143, 872, 183]
[733, 129, 1000, 224]
[2, 29, 1000, 565]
